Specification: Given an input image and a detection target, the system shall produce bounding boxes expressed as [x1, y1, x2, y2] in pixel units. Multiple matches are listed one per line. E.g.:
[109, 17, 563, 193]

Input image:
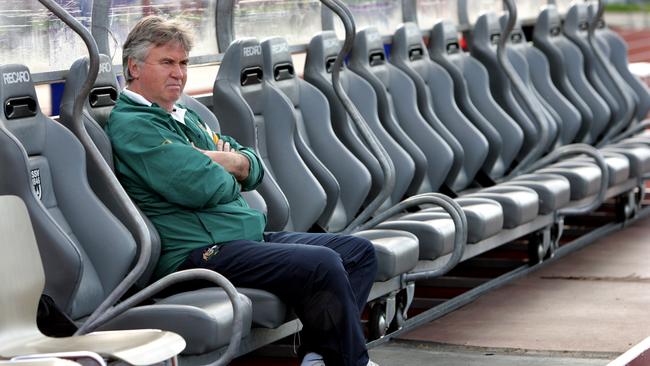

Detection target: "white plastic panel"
[416, 0, 459, 30]
[107, 0, 218, 66]
[517, 0, 545, 22]
[339, 0, 403, 35]
[0, 0, 90, 74]
[233, 0, 322, 45]
[552, 0, 578, 15]
[464, 0, 503, 26]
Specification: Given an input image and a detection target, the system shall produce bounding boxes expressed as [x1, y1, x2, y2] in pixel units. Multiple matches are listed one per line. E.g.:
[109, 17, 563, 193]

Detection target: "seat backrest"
[591, 7, 650, 121]
[214, 38, 326, 232]
[213, 38, 292, 231]
[304, 31, 385, 207]
[391, 22, 489, 191]
[305, 30, 415, 208]
[469, 12, 541, 163]
[497, 16, 580, 147]
[387, 24, 464, 192]
[347, 27, 424, 200]
[0, 64, 136, 321]
[261, 36, 370, 232]
[533, 5, 610, 144]
[0, 195, 44, 345]
[564, 3, 636, 138]
[59, 56, 162, 288]
[429, 20, 523, 180]
[61, 55, 119, 169]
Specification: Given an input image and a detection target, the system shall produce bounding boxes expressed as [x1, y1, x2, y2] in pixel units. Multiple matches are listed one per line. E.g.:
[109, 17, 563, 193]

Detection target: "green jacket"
[106, 93, 266, 279]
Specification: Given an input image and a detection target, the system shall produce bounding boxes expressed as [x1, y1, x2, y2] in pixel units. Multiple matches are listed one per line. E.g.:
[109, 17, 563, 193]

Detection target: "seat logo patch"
[99, 62, 112, 74]
[367, 32, 382, 43]
[3, 71, 30, 85]
[31, 168, 42, 200]
[324, 38, 340, 52]
[271, 42, 289, 55]
[243, 45, 262, 57]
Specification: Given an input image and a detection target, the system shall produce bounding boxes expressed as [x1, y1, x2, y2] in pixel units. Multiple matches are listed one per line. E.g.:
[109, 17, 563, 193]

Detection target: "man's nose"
[170, 64, 184, 78]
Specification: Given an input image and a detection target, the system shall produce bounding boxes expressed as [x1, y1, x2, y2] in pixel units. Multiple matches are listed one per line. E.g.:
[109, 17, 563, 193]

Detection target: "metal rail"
[319, 0, 399, 234]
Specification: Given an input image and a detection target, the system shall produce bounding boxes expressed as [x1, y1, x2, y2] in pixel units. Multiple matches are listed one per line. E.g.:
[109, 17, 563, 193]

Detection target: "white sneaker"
[367, 361, 380, 366]
[301, 352, 325, 366]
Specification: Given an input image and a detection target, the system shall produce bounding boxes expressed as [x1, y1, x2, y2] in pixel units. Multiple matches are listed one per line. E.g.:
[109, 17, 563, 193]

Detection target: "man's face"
[128, 41, 189, 111]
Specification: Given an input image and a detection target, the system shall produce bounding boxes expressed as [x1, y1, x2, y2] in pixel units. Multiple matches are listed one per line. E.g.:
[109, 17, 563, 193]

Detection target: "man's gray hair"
[122, 15, 194, 83]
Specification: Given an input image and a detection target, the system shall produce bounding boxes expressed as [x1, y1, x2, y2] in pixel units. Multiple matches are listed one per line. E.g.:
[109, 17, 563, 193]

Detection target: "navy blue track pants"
[178, 231, 378, 366]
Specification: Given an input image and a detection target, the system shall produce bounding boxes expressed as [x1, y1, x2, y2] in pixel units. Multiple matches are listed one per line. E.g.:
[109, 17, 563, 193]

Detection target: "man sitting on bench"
[105, 15, 379, 366]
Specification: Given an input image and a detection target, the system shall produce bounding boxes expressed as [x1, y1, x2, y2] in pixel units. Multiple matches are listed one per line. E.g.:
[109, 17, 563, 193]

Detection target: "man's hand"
[193, 142, 250, 182]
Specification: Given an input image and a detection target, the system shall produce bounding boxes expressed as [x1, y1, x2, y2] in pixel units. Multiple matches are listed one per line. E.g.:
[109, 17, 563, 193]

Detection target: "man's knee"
[315, 246, 346, 273]
[346, 235, 378, 269]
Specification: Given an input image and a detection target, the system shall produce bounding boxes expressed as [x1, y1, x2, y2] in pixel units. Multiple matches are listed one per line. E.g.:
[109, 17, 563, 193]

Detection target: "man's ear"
[128, 57, 140, 80]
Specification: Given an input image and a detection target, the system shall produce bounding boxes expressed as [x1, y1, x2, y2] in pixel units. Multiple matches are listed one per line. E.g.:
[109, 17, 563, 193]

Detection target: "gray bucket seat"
[304, 31, 502, 244]
[0, 63, 252, 356]
[348, 27, 540, 231]
[468, 12, 617, 201]
[212, 38, 438, 338]
[531, 6, 650, 180]
[212, 37, 423, 285]
[590, 7, 650, 123]
[260, 36, 465, 266]
[393, 22, 571, 216]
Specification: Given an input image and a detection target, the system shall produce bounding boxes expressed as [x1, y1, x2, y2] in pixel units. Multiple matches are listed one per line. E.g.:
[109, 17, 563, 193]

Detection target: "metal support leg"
[550, 217, 565, 258]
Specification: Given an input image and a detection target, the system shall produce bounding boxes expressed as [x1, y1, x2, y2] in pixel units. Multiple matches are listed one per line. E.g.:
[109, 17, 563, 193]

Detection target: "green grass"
[605, 3, 650, 13]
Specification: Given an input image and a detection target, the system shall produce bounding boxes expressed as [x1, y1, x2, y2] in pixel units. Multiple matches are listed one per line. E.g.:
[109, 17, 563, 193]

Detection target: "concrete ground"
[370, 341, 614, 366]
[396, 216, 650, 355]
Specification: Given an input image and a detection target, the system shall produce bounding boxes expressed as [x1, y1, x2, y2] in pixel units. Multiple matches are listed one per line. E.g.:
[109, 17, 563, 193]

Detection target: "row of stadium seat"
[214, 0, 649, 354]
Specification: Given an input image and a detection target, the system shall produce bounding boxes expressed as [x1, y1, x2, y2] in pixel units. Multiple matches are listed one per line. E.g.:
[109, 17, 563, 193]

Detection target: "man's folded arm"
[109, 119, 241, 209]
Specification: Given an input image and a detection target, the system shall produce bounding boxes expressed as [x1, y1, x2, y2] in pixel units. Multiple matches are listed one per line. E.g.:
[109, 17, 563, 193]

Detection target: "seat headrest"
[62, 54, 119, 128]
[564, 3, 590, 35]
[472, 12, 503, 49]
[430, 20, 462, 56]
[498, 14, 526, 45]
[305, 31, 343, 76]
[392, 23, 428, 63]
[0, 64, 39, 121]
[0, 64, 46, 156]
[534, 6, 563, 40]
[261, 37, 295, 82]
[216, 38, 265, 87]
[350, 27, 386, 69]
[261, 37, 300, 106]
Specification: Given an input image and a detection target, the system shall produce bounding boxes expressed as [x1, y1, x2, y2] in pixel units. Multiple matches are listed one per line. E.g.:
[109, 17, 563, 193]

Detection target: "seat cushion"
[353, 229, 419, 281]
[464, 186, 539, 229]
[604, 142, 650, 177]
[570, 152, 630, 186]
[505, 173, 571, 214]
[416, 198, 503, 244]
[237, 287, 288, 329]
[99, 288, 253, 355]
[537, 162, 602, 200]
[375, 217, 454, 260]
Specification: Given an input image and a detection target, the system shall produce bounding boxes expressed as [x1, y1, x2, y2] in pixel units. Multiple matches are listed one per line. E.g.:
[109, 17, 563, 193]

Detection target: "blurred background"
[1, 0, 649, 114]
